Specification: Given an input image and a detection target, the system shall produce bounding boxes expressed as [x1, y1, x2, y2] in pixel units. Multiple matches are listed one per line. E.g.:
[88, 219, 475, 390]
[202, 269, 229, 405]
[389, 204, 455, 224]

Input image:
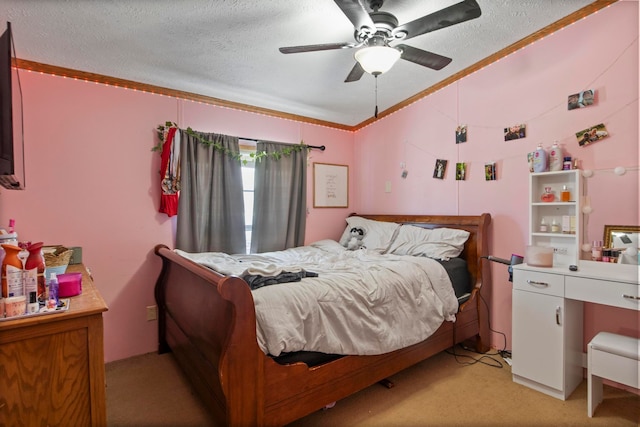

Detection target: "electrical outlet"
[146, 305, 157, 321]
[553, 247, 568, 255]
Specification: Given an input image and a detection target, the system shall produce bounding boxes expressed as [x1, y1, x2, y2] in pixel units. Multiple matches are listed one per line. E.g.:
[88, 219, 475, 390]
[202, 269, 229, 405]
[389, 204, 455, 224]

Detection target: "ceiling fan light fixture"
[354, 45, 401, 76]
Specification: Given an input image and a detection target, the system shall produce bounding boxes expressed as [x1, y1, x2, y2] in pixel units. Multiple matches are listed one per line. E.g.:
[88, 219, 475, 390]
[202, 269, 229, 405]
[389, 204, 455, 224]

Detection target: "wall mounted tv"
[0, 21, 23, 190]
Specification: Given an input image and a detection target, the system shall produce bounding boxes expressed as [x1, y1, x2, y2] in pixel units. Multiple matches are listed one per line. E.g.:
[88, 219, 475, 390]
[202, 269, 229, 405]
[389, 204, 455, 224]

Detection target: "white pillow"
[338, 216, 400, 253]
[387, 225, 470, 260]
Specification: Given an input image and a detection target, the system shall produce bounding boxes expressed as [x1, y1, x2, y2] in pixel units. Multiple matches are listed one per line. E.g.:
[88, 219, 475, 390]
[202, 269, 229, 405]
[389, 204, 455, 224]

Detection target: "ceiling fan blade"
[333, 0, 376, 33]
[279, 42, 355, 54]
[397, 44, 452, 70]
[393, 0, 481, 41]
[344, 62, 365, 82]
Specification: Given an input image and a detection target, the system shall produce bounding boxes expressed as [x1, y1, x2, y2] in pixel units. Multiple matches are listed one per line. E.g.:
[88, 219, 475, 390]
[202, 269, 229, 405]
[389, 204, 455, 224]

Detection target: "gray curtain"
[250, 141, 308, 253]
[175, 129, 246, 253]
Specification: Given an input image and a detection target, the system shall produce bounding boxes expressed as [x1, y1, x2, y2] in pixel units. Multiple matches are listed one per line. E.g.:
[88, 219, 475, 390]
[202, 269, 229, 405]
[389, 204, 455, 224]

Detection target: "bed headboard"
[354, 213, 491, 294]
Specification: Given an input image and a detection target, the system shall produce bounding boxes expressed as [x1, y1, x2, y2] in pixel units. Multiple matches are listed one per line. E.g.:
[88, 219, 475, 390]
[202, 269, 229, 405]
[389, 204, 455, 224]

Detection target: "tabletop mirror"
[603, 225, 640, 249]
[603, 225, 640, 265]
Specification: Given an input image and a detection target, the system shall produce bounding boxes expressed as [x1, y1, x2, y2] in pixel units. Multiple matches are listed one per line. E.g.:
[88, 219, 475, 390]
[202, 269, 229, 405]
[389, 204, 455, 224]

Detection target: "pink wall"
[0, 1, 637, 363]
[0, 76, 354, 362]
[354, 2, 639, 350]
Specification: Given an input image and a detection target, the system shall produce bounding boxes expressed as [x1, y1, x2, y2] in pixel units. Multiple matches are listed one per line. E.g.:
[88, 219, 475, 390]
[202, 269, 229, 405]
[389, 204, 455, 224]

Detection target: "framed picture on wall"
[313, 163, 348, 208]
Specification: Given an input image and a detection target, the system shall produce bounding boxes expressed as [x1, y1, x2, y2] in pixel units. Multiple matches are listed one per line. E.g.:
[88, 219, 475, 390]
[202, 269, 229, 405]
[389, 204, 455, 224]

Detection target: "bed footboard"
[154, 244, 264, 424]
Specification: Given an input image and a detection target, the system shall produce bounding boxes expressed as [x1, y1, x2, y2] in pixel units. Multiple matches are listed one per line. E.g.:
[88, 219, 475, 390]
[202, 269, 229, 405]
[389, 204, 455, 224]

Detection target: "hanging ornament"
[581, 243, 593, 253]
[581, 169, 593, 178]
[614, 166, 626, 176]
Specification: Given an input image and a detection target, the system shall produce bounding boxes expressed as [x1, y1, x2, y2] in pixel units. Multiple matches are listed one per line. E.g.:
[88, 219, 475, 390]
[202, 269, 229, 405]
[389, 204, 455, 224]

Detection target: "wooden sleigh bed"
[154, 213, 492, 426]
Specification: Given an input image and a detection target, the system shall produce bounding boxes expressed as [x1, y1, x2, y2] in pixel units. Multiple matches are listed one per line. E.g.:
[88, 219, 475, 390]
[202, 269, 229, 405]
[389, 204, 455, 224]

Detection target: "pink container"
[57, 272, 82, 297]
[5, 295, 26, 317]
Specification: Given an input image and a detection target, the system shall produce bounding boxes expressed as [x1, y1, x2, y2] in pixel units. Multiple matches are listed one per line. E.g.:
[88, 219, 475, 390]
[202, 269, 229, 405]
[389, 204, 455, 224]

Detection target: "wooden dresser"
[0, 264, 108, 426]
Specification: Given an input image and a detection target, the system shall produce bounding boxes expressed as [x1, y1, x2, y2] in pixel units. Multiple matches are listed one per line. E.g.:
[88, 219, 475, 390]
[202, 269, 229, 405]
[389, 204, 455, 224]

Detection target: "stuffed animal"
[346, 227, 365, 250]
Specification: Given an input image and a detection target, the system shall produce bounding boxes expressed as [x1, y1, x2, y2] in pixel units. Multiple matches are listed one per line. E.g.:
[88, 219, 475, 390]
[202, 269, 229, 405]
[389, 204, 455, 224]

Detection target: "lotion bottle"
[532, 144, 547, 172]
[1, 244, 24, 298]
[25, 242, 46, 303]
[548, 142, 563, 171]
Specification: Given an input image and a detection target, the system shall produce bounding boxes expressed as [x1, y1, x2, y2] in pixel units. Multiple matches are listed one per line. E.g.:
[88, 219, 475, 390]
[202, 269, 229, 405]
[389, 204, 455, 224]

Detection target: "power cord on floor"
[446, 287, 512, 368]
[446, 343, 504, 368]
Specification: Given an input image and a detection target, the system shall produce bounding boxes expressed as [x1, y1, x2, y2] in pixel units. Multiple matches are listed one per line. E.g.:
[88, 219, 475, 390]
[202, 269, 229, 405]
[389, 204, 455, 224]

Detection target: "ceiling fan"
[279, 0, 482, 82]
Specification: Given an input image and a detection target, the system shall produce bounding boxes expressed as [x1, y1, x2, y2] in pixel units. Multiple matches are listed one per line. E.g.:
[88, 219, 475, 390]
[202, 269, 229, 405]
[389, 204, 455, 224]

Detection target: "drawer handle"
[622, 294, 640, 301]
[526, 280, 549, 287]
[556, 307, 561, 325]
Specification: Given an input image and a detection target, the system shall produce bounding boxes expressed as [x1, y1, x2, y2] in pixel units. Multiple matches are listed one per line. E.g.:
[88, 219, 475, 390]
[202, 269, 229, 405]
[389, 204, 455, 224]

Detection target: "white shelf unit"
[528, 170, 582, 267]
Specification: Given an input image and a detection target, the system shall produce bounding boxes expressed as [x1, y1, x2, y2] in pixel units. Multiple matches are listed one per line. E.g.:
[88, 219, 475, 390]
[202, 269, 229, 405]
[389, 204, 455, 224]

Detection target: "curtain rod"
[239, 137, 325, 151]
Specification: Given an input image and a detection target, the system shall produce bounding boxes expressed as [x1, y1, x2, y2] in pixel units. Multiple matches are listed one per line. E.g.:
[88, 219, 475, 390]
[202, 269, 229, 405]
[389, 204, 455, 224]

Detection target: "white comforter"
[176, 239, 459, 357]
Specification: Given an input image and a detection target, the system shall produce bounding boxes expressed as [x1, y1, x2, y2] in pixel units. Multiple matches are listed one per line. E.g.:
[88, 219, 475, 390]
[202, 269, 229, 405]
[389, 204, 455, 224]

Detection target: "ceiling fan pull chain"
[374, 75, 378, 118]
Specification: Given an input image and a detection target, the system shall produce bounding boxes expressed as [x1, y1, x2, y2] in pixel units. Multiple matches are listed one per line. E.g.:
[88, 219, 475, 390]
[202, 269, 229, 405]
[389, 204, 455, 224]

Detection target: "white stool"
[587, 332, 640, 417]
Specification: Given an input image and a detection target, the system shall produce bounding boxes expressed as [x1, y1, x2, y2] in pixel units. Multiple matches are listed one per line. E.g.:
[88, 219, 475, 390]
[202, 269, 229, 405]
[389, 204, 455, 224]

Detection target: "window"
[240, 142, 256, 253]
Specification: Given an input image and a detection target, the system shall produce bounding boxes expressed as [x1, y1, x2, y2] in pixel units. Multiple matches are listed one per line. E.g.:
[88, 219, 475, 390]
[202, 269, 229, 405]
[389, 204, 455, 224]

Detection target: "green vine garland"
[153, 121, 306, 164]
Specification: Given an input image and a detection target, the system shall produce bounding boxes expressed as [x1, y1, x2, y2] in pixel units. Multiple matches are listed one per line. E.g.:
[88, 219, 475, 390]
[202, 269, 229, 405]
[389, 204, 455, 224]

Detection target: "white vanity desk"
[511, 261, 639, 400]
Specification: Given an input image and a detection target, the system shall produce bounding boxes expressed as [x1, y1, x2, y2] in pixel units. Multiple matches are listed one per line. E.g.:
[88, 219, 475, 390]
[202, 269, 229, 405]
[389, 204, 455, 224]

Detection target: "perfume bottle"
[539, 218, 548, 232]
[591, 241, 602, 261]
[560, 185, 570, 202]
[541, 187, 555, 202]
[551, 219, 560, 233]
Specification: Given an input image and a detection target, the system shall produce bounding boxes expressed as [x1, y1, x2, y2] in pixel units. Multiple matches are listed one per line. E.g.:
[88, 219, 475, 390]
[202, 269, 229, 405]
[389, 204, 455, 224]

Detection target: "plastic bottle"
[27, 291, 39, 313]
[532, 144, 547, 173]
[48, 272, 59, 309]
[548, 142, 563, 171]
[591, 241, 602, 261]
[0, 231, 18, 268]
[539, 218, 548, 232]
[25, 242, 47, 303]
[1, 243, 24, 298]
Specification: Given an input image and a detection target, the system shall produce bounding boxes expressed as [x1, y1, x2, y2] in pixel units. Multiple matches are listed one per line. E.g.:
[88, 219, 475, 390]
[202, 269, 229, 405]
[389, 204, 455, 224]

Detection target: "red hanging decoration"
[159, 126, 179, 217]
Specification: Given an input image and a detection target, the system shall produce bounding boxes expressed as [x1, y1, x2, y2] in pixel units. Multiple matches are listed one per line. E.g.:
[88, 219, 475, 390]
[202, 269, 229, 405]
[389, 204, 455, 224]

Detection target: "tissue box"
[57, 272, 82, 297]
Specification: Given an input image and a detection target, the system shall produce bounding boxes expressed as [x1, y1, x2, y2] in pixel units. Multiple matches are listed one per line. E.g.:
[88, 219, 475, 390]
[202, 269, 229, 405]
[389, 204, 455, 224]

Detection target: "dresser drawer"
[513, 270, 564, 297]
[565, 276, 640, 311]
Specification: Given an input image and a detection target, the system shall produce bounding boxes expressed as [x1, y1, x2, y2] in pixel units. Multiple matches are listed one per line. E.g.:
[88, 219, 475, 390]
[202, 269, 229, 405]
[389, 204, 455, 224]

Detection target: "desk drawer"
[513, 270, 564, 297]
[565, 276, 639, 311]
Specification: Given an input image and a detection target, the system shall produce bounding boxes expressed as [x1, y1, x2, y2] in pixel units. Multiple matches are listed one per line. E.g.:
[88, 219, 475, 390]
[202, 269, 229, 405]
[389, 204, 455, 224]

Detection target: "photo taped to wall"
[485, 162, 496, 181]
[504, 124, 526, 141]
[576, 123, 609, 147]
[433, 159, 447, 179]
[568, 89, 595, 110]
[456, 162, 466, 180]
[455, 125, 467, 144]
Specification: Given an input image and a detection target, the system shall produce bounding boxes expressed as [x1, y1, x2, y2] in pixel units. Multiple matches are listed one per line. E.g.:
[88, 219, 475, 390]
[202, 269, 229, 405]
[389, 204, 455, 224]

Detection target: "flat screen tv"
[0, 21, 22, 190]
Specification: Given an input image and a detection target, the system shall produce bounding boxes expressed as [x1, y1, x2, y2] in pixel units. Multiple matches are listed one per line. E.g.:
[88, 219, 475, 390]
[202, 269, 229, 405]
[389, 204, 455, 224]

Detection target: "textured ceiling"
[2, 0, 598, 127]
